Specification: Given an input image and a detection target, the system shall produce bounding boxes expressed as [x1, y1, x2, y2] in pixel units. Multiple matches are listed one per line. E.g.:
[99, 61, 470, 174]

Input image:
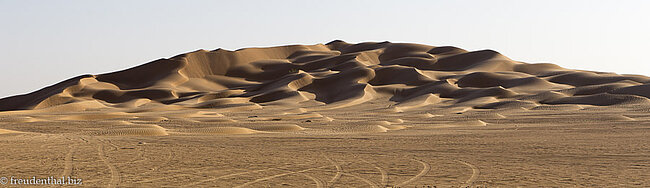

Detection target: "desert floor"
[1, 103, 649, 187]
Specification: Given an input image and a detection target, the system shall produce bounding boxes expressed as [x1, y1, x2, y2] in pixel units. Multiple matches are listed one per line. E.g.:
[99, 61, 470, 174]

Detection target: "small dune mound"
[337, 125, 389, 133]
[250, 124, 305, 132]
[195, 103, 263, 112]
[193, 118, 237, 123]
[410, 113, 438, 118]
[112, 98, 152, 108]
[452, 86, 518, 103]
[513, 63, 566, 75]
[90, 127, 168, 136]
[383, 124, 407, 130]
[334, 120, 407, 133]
[431, 50, 516, 71]
[92, 89, 179, 103]
[544, 93, 650, 106]
[393, 94, 440, 112]
[58, 112, 133, 121]
[466, 119, 488, 126]
[453, 112, 506, 119]
[0, 116, 39, 123]
[427, 46, 468, 56]
[474, 100, 538, 109]
[247, 114, 318, 121]
[562, 115, 636, 122]
[380, 57, 438, 70]
[369, 66, 434, 86]
[456, 72, 559, 90]
[530, 104, 584, 111]
[0, 128, 23, 134]
[431, 119, 488, 128]
[546, 72, 648, 87]
[518, 91, 568, 103]
[278, 112, 324, 120]
[196, 90, 247, 103]
[453, 120, 488, 127]
[193, 98, 250, 108]
[386, 118, 404, 124]
[611, 115, 635, 121]
[131, 116, 169, 122]
[0, 75, 94, 111]
[378, 43, 434, 62]
[609, 84, 650, 98]
[173, 127, 259, 135]
[32, 100, 107, 113]
[558, 82, 638, 96]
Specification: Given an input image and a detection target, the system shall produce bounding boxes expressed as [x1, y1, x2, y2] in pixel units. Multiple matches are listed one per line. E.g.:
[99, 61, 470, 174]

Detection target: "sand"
[0, 41, 648, 187]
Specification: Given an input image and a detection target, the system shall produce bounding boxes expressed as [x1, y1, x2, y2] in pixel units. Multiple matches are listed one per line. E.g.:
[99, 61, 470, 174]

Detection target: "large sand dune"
[0, 41, 648, 187]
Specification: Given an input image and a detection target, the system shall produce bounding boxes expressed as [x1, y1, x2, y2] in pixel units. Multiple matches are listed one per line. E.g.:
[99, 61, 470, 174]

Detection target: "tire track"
[38, 135, 58, 149]
[114, 146, 148, 166]
[456, 160, 480, 187]
[324, 156, 343, 186]
[134, 166, 214, 184]
[97, 141, 120, 188]
[60, 144, 76, 178]
[360, 158, 388, 186]
[326, 156, 378, 187]
[181, 164, 304, 187]
[275, 168, 324, 188]
[131, 149, 178, 182]
[148, 149, 175, 172]
[340, 172, 379, 188]
[233, 165, 331, 188]
[136, 174, 197, 184]
[104, 139, 121, 151]
[395, 159, 431, 187]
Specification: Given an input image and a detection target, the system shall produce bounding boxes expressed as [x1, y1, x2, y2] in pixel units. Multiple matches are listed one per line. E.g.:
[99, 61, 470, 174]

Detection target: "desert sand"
[0, 41, 648, 187]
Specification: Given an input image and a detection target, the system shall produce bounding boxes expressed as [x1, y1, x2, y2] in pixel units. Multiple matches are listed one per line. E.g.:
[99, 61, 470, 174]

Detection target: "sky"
[1, 0, 649, 98]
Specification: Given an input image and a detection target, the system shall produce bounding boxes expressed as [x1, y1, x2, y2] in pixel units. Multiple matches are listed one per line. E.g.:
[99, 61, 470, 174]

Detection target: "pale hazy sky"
[1, 0, 649, 98]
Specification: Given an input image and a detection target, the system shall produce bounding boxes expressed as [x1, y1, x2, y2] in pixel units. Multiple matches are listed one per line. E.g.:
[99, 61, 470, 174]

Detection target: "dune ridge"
[2, 40, 649, 113]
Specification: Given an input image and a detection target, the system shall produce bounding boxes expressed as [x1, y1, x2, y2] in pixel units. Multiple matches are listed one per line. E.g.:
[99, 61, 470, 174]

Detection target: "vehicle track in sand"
[113, 145, 148, 166]
[360, 158, 388, 186]
[60, 144, 76, 178]
[340, 172, 380, 188]
[456, 160, 480, 187]
[324, 155, 343, 186]
[181, 163, 307, 187]
[233, 165, 331, 188]
[274, 168, 325, 188]
[148, 149, 176, 172]
[326, 156, 380, 188]
[395, 159, 431, 187]
[97, 140, 120, 188]
[133, 166, 215, 184]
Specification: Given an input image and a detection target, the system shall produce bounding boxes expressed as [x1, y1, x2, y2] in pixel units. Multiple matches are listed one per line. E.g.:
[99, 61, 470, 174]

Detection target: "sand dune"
[7, 38, 648, 129]
[2, 40, 649, 114]
[1, 40, 649, 135]
[1, 41, 649, 187]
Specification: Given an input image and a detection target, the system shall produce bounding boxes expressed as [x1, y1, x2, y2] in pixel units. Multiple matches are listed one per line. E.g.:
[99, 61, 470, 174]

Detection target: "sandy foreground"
[0, 41, 649, 187]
